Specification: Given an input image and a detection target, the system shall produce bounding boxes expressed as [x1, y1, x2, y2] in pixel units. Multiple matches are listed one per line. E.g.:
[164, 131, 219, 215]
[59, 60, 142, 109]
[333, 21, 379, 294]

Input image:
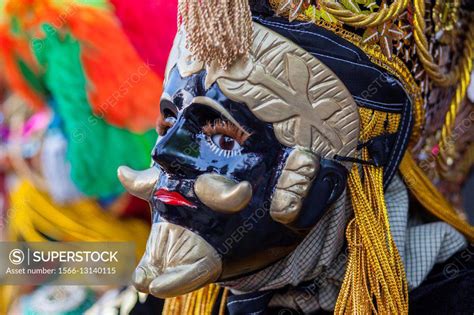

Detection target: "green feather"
[33, 24, 156, 198]
[14, 55, 48, 96]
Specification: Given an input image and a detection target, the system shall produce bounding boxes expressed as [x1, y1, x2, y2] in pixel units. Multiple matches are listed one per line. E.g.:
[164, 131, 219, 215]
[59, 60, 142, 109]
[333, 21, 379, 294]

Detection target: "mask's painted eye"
[203, 119, 250, 157]
[206, 134, 242, 157]
[211, 134, 241, 151]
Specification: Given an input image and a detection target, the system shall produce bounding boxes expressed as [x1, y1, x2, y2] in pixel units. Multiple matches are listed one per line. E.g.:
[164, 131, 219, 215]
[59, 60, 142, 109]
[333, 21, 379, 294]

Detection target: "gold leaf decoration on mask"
[168, 23, 360, 165]
[214, 23, 360, 162]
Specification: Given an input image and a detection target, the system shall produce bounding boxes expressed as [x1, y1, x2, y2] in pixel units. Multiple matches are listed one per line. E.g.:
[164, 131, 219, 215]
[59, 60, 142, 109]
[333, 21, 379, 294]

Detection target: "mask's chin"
[132, 222, 222, 298]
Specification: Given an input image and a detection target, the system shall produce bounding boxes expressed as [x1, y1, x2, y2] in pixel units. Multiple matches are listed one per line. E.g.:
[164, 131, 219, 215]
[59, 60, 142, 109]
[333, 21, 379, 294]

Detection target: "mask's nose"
[152, 124, 200, 176]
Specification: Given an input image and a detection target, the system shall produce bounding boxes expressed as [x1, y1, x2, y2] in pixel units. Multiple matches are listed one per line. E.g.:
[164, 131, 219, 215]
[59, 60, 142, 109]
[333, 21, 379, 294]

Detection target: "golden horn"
[194, 173, 252, 214]
[117, 166, 159, 200]
[133, 222, 222, 298]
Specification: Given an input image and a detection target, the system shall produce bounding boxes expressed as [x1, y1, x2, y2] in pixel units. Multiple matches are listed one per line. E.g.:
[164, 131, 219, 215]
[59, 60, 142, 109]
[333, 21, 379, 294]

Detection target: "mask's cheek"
[132, 222, 222, 298]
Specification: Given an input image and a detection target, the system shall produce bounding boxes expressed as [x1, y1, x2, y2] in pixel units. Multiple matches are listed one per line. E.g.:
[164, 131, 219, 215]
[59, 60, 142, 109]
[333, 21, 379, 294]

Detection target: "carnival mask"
[118, 23, 360, 298]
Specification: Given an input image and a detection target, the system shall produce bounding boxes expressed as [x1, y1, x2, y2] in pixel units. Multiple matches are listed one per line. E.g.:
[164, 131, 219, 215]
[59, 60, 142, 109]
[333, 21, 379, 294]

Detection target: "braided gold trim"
[321, 0, 408, 28]
[436, 32, 474, 172]
[413, 0, 474, 87]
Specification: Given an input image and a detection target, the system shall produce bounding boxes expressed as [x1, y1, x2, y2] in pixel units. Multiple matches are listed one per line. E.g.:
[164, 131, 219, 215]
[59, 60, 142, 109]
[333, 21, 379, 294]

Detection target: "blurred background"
[0, 0, 177, 313]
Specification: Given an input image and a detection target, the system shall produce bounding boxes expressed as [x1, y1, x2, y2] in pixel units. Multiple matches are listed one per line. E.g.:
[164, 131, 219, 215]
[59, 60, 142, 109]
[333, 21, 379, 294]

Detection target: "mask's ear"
[293, 159, 348, 229]
[270, 148, 320, 224]
[270, 148, 348, 226]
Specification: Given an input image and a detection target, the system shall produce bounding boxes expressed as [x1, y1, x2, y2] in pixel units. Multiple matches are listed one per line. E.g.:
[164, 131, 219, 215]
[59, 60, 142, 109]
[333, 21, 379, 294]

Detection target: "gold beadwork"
[432, 0, 461, 43]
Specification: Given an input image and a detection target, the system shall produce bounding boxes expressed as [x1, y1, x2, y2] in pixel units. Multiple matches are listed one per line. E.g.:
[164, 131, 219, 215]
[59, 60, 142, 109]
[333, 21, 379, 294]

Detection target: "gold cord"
[413, 0, 474, 86]
[336, 165, 409, 314]
[321, 0, 408, 28]
[436, 28, 474, 170]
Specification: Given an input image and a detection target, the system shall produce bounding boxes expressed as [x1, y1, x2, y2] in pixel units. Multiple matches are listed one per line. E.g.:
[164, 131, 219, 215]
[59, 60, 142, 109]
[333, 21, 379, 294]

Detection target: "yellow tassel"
[162, 284, 223, 315]
[7, 180, 149, 260]
[335, 163, 409, 314]
[336, 108, 408, 314]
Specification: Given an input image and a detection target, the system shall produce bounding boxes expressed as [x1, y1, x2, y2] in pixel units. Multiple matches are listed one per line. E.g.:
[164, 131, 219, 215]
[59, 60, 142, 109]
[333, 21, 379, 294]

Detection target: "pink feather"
[110, 0, 178, 78]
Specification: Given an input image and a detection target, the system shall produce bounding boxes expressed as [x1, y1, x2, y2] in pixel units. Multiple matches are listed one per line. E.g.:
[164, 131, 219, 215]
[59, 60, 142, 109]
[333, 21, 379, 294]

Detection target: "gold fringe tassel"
[162, 284, 224, 315]
[335, 108, 408, 314]
[178, 0, 253, 69]
[400, 153, 474, 242]
[336, 166, 409, 314]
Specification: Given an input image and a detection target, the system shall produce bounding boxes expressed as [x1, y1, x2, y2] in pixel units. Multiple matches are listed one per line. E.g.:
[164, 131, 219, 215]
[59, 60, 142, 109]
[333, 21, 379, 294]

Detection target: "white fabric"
[40, 130, 83, 204]
[468, 70, 474, 103]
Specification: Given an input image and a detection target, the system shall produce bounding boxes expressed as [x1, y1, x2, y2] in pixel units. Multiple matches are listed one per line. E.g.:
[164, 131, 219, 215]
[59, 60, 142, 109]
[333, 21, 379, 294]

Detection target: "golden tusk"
[117, 166, 160, 200]
[133, 222, 222, 298]
[194, 173, 252, 214]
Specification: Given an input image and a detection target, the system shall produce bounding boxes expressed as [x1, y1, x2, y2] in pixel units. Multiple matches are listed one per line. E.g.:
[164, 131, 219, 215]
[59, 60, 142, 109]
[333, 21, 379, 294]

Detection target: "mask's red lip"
[155, 189, 196, 208]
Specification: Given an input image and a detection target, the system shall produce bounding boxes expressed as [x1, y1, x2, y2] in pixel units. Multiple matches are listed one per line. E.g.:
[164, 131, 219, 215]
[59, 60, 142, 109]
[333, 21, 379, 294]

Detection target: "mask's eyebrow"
[191, 96, 251, 138]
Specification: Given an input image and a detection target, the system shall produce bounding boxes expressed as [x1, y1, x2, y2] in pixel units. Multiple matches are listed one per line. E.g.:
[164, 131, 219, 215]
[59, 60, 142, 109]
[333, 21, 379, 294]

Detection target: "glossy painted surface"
[149, 66, 348, 278]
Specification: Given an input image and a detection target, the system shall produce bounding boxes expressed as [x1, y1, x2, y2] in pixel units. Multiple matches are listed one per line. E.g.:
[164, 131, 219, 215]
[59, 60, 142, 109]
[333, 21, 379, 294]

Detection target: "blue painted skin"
[149, 66, 347, 279]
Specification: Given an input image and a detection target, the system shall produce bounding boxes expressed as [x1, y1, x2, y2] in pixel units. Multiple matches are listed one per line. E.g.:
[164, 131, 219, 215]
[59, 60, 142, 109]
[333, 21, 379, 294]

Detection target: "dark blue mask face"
[150, 66, 304, 279]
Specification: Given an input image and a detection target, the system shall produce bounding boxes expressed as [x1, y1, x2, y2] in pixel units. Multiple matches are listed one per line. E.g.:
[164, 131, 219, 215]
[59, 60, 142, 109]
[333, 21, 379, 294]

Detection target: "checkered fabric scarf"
[221, 174, 467, 313]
